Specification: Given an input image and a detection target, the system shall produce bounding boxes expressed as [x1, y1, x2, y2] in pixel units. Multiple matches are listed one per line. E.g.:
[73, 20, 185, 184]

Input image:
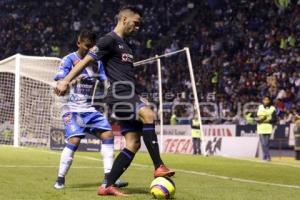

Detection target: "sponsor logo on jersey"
[121, 53, 133, 63]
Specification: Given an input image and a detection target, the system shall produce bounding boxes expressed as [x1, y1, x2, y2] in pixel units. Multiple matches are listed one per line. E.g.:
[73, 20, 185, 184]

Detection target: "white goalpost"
[0, 54, 61, 148]
[0, 47, 203, 152]
[134, 47, 204, 153]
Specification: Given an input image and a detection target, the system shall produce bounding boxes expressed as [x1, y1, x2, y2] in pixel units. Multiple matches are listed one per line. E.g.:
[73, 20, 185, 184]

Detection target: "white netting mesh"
[0, 55, 63, 147]
[0, 72, 15, 145]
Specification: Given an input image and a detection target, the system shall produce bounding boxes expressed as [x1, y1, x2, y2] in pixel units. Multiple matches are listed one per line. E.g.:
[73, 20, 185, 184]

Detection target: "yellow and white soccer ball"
[150, 177, 175, 199]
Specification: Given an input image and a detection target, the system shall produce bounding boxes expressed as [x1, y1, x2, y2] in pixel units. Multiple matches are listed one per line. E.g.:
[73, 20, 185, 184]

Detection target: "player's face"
[124, 14, 141, 36]
[77, 39, 95, 56]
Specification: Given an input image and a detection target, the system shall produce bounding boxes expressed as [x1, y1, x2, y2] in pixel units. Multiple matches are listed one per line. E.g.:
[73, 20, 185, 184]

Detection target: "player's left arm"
[54, 56, 73, 81]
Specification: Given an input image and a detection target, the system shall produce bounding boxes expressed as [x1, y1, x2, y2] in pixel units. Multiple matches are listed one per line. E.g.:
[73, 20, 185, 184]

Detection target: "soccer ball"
[150, 177, 175, 199]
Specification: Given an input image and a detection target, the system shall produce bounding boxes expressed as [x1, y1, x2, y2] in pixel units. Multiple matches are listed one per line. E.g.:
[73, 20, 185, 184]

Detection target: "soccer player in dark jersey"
[55, 6, 175, 196]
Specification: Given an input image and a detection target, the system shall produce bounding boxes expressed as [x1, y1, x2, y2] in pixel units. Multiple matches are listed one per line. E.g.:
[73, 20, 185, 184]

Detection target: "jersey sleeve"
[97, 61, 107, 81]
[54, 56, 73, 81]
[88, 34, 114, 61]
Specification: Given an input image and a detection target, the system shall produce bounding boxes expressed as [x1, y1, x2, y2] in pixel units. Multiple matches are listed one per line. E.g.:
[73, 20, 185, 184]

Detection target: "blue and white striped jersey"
[54, 52, 107, 115]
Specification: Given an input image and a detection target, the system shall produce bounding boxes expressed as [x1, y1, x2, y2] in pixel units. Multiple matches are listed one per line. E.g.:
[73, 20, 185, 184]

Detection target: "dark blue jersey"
[88, 31, 137, 95]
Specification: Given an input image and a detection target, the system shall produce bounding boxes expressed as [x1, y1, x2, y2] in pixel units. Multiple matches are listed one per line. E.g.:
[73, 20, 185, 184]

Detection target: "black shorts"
[105, 92, 147, 135]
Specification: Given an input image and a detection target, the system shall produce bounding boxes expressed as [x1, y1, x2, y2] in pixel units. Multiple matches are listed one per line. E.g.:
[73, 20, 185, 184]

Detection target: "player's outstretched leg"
[138, 107, 175, 178]
[97, 132, 140, 196]
[54, 137, 80, 189]
[97, 133, 128, 188]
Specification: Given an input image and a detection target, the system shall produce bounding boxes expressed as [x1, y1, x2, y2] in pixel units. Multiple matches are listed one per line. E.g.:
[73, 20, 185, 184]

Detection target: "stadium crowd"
[1, 0, 300, 124]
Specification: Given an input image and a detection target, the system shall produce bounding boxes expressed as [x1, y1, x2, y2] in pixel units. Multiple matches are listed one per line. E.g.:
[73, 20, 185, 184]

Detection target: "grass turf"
[1, 146, 300, 200]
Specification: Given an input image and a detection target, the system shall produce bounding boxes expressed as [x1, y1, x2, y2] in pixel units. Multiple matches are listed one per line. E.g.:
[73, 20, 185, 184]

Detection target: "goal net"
[0, 54, 62, 147]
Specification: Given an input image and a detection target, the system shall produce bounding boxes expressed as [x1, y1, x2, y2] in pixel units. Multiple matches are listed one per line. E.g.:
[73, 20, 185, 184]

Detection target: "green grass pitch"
[1, 146, 300, 200]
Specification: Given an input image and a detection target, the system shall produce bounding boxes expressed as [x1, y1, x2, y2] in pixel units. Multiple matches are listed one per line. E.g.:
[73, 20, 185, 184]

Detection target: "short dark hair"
[78, 29, 96, 42]
[263, 95, 273, 104]
[119, 5, 143, 17]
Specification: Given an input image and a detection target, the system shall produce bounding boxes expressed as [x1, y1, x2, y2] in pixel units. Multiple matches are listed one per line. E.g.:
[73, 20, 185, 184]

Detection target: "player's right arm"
[55, 55, 95, 95]
[54, 56, 73, 81]
[55, 35, 113, 96]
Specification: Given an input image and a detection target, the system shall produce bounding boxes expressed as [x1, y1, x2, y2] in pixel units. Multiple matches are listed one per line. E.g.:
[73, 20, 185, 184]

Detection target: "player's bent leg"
[97, 132, 140, 196]
[95, 131, 128, 188]
[54, 137, 81, 189]
[138, 107, 175, 177]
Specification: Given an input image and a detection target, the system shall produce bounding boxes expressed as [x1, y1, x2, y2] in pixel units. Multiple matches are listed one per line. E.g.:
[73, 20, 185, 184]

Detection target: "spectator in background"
[170, 111, 177, 125]
[245, 111, 256, 125]
[1, 0, 300, 125]
[256, 96, 277, 162]
[191, 113, 201, 155]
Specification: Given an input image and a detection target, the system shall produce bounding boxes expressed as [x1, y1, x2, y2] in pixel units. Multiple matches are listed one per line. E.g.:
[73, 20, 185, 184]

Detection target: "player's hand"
[54, 80, 69, 96]
[70, 74, 85, 86]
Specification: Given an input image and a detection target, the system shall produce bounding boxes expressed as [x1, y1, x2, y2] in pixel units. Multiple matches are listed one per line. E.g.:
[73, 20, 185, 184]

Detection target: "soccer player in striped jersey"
[53, 30, 127, 190]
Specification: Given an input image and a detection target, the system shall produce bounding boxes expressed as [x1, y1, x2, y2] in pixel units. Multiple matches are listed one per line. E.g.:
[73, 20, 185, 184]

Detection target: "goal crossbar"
[134, 49, 186, 67]
[0, 51, 204, 151]
[133, 47, 204, 153]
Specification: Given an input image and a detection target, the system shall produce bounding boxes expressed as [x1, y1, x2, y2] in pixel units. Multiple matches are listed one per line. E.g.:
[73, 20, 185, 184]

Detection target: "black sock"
[104, 173, 109, 180]
[106, 148, 135, 187]
[142, 123, 163, 169]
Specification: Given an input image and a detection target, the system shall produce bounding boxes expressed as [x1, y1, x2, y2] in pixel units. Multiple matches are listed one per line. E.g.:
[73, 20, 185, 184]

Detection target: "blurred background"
[1, 0, 300, 125]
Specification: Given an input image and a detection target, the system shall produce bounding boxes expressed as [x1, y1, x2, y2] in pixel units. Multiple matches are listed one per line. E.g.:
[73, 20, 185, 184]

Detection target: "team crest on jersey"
[63, 114, 72, 125]
[122, 53, 133, 63]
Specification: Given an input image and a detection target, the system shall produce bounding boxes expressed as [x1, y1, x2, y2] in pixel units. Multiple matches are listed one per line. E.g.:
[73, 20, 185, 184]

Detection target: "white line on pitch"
[222, 156, 300, 169]
[12, 146, 300, 169]
[4, 147, 300, 189]
[73, 154, 300, 189]
[174, 169, 300, 189]
[0, 165, 102, 169]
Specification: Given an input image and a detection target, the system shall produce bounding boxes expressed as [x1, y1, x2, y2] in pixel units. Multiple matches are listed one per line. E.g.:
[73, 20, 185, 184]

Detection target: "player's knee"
[135, 141, 141, 151]
[66, 143, 79, 152]
[126, 139, 141, 153]
[101, 138, 114, 157]
[66, 137, 81, 151]
[68, 137, 81, 146]
[102, 137, 114, 145]
[97, 131, 114, 140]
